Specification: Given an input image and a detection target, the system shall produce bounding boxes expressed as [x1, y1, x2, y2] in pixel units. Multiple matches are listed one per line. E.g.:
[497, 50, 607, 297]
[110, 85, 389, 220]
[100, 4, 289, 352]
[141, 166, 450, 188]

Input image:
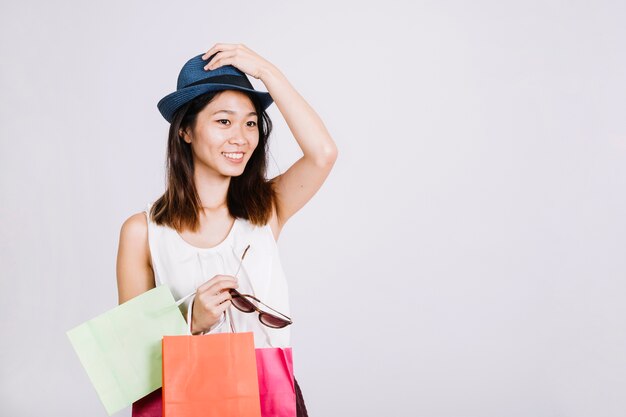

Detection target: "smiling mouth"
[222, 152, 244, 161]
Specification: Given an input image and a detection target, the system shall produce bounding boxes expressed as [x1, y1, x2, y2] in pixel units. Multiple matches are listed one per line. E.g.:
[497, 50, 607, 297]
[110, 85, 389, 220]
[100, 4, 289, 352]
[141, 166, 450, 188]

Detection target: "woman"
[116, 43, 337, 414]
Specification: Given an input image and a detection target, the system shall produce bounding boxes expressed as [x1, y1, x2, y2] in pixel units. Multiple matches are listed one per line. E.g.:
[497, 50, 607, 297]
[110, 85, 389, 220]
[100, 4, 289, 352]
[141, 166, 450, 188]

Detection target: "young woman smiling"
[116, 43, 337, 415]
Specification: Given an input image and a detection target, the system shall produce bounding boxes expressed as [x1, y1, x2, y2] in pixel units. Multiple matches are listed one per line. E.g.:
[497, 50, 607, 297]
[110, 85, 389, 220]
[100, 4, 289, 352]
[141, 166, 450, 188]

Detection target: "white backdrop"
[1, 1, 625, 416]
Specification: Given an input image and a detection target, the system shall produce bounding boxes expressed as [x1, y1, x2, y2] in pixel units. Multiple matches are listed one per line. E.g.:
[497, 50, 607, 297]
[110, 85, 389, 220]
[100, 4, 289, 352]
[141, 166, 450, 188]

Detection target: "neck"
[193, 165, 231, 212]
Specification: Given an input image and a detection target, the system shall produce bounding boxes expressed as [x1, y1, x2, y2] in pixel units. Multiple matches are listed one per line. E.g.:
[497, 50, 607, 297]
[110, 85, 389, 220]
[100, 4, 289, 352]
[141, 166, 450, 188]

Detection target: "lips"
[222, 152, 244, 162]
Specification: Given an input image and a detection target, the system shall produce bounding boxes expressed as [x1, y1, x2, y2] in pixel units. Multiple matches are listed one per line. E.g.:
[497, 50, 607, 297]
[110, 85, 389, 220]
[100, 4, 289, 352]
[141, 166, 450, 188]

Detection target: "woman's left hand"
[201, 43, 274, 80]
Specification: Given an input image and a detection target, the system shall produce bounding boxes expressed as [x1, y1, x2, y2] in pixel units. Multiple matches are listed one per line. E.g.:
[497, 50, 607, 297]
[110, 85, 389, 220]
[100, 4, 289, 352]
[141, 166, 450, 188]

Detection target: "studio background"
[1, 1, 625, 416]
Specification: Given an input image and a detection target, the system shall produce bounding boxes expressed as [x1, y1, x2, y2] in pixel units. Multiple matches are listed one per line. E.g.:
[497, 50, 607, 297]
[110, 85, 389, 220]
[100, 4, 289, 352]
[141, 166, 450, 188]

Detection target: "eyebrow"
[212, 110, 257, 117]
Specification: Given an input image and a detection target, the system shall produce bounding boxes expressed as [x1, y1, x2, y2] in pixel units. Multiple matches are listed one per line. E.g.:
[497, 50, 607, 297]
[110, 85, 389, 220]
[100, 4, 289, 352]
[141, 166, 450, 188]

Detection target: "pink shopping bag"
[256, 347, 296, 417]
[132, 388, 162, 417]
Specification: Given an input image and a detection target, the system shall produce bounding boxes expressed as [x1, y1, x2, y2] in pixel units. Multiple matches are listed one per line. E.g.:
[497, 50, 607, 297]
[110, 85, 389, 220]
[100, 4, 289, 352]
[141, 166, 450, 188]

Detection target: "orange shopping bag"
[162, 332, 262, 417]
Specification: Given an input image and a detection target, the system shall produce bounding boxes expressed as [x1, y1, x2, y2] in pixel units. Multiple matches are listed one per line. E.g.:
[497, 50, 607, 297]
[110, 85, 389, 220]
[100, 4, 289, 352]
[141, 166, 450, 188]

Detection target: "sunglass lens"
[230, 291, 255, 313]
[259, 313, 290, 329]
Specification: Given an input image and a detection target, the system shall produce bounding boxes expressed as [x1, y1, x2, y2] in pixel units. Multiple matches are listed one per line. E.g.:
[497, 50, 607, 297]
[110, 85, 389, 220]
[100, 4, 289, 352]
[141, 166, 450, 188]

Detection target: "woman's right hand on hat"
[190, 275, 238, 333]
[201, 43, 275, 80]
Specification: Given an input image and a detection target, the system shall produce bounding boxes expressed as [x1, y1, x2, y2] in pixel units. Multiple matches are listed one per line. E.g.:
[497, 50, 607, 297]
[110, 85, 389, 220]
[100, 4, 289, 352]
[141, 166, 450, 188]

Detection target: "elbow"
[315, 141, 338, 168]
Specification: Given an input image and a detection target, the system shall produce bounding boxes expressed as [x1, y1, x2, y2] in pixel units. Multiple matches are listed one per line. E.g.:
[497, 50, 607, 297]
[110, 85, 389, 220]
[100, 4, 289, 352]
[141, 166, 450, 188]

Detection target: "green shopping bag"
[67, 285, 188, 415]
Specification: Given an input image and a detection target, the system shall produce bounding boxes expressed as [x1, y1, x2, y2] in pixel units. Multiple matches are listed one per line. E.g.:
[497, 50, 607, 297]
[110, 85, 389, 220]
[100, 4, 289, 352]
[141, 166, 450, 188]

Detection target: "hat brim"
[157, 84, 273, 124]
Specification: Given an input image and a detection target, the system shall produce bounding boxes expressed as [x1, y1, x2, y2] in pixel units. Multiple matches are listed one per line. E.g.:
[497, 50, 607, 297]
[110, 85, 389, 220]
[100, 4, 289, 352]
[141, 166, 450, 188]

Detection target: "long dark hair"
[150, 89, 275, 232]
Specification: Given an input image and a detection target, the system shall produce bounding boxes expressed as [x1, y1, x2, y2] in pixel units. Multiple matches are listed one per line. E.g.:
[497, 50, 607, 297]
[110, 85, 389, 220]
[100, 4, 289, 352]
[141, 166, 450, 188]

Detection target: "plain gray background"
[1, 0, 625, 416]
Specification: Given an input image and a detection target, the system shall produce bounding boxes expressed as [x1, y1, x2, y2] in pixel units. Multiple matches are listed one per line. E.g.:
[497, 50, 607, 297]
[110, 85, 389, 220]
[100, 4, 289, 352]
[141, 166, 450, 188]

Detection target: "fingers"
[197, 274, 238, 293]
[209, 278, 239, 295]
[202, 43, 234, 63]
[201, 43, 256, 71]
[196, 289, 232, 311]
[204, 50, 237, 70]
[202, 43, 225, 60]
[191, 291, 232, 333]
[215, 290, 233, 305]
[211, 295, 232, 317]
[196, 286, 232, 310]
[202, 43, 247, 61]
[190, 273, 240, 333]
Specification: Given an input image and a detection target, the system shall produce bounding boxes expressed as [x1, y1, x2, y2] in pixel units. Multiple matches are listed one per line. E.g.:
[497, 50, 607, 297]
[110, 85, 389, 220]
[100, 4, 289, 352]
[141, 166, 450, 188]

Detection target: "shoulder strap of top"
[144, 202, 157, 228]
[144, 202, 159, 243]
[144, 202, 152, 218]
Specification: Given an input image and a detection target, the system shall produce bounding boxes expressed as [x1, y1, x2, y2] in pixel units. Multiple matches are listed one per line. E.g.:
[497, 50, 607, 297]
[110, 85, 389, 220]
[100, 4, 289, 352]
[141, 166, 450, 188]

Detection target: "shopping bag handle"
[175, 291, 195, 307]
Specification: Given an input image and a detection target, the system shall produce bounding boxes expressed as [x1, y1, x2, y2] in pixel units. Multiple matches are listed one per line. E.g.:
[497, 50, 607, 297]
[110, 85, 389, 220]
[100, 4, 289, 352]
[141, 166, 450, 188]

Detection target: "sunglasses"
[230, 245, 292, 329]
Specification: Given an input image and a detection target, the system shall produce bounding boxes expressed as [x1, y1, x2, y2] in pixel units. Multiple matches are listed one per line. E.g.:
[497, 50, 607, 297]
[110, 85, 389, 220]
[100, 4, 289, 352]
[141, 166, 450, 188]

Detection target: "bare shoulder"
[121, 212, 148, 235]
[118, 211, 151, 267]
[117, 211, 154, 304]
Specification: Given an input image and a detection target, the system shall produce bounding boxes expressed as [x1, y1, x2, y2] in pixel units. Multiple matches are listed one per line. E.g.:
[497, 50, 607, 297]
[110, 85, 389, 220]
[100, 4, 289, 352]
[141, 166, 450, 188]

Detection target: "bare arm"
[116, 212, 155, 304]
[116, 212, 237, 334]
[261, 66, 338, 238]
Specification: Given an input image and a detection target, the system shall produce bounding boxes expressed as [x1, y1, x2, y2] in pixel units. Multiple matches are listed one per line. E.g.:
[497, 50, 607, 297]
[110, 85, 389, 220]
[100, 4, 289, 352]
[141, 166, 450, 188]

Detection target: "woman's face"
[181, 90, 260, 178]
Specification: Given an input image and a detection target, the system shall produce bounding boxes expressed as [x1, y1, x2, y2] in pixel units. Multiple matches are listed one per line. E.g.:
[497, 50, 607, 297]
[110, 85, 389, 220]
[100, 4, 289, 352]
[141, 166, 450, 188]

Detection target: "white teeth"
[222, 152, 243, 160]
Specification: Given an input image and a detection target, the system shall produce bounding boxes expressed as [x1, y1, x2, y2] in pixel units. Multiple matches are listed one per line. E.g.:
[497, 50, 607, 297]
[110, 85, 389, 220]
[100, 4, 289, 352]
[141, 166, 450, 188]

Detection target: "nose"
[228, 135, 246, 146]
[228, 124, 249, 146]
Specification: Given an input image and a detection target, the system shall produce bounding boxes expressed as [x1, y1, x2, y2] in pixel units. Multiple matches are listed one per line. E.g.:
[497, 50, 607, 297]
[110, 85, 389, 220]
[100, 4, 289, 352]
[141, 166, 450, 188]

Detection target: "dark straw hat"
[157, 53, 273, 123]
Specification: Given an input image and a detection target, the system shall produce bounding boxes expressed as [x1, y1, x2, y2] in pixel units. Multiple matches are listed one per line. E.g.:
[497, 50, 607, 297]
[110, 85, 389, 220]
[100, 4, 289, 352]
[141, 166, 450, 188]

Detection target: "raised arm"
[202, 44, 338, 238]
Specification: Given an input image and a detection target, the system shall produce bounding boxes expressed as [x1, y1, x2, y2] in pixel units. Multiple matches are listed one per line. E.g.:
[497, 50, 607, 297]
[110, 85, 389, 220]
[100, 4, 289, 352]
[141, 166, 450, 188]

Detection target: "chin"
[220, 166, 247, 178]
[212, 156, 250, 177]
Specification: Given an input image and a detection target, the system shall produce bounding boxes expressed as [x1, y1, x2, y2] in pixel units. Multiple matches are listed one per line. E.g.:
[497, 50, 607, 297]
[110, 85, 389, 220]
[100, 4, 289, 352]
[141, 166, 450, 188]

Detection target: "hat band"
[185, 74, 253, 90]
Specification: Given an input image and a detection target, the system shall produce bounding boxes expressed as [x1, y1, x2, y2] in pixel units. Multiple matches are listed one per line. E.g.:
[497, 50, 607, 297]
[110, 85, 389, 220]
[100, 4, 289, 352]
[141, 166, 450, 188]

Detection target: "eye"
[217, 119, 230, 125]
[246, 121, 257, 127]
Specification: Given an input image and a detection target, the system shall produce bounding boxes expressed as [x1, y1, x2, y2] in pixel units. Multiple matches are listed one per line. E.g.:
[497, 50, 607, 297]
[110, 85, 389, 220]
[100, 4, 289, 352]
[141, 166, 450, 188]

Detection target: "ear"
[179, 127, 192, 144]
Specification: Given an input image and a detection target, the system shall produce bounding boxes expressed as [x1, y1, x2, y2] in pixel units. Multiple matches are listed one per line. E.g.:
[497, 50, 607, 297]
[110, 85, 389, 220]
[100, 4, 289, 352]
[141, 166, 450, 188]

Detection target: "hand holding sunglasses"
[188, 274, 239, 334]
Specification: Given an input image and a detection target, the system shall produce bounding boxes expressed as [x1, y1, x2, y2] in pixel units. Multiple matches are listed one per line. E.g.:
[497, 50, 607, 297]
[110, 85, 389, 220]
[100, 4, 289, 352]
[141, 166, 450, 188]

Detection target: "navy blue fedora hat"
[157, 53, 273, 123]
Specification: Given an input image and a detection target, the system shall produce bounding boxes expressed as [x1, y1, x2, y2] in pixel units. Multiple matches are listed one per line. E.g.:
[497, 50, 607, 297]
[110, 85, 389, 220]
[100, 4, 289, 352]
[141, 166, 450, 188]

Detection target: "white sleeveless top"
[144, 203, 291, 348]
